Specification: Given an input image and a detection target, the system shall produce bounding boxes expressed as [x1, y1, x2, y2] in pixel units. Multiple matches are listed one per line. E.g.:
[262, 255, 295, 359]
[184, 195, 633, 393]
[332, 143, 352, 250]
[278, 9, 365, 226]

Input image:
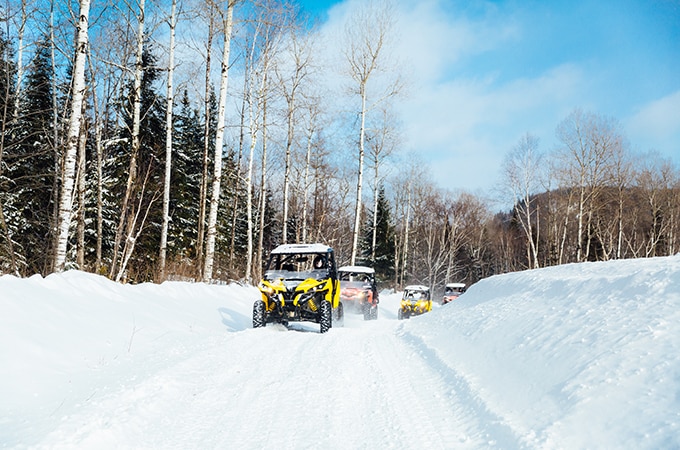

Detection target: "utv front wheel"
[253, 300, 266, 328]
[397, 308, 404, 320]
[320, 300, 332, 333]
[334, 301, 345, 327]
[362, 304, 370, 321]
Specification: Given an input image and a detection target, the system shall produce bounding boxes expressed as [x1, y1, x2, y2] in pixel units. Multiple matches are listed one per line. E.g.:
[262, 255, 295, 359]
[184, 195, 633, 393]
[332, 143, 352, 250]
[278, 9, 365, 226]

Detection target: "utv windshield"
[404, 290, 429, 300]
[339, 272, 374, 283]
[340, 280, 368, 289]
[264, 252, 330, 282]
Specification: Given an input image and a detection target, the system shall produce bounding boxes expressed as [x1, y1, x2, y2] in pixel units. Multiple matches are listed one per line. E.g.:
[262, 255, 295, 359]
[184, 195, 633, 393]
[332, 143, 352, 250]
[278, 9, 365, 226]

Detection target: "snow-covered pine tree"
[0, 25, 19, 275]
[5, 38, 56, 275]
[170, 90, 206, 273]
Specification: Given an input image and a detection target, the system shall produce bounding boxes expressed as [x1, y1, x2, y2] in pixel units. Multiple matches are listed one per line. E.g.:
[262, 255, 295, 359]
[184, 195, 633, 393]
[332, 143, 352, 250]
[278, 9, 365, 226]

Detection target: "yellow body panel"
[258, 278, 340, 309]
[400, 299, 432, 314]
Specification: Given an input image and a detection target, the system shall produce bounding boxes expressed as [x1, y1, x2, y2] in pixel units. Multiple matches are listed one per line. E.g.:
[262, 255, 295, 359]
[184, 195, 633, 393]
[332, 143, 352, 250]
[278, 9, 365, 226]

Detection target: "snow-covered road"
[36, 306, 508, 449]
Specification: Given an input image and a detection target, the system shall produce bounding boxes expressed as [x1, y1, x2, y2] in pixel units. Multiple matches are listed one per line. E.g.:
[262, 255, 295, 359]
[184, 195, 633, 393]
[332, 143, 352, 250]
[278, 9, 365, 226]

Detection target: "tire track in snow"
[398, 328, 526, 448]
[36, 316, 519, 449]
[354, 331, 474, 449]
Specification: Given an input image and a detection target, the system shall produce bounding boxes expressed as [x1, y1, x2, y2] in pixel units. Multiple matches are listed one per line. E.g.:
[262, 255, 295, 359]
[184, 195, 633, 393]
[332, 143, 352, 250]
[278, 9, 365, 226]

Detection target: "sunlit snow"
[1, 255, 679, 449]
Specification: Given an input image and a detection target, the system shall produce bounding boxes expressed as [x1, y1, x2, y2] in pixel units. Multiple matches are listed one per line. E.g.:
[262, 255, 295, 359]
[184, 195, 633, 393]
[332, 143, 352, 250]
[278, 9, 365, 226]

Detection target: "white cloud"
[311, 0, 679, 194]
[397, 64, 586, 174]
[627, 90, 680, 143]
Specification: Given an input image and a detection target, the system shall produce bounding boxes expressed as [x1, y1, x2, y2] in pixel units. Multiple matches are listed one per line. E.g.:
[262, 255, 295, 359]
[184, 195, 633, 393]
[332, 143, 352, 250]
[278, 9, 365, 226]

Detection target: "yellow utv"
[398, 285, 432, 320]
[253, 244, 343, 333]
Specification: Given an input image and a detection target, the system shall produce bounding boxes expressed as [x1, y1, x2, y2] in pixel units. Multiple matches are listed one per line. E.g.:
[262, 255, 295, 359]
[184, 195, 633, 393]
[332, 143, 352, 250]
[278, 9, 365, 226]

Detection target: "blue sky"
[297, 0, 680, 196]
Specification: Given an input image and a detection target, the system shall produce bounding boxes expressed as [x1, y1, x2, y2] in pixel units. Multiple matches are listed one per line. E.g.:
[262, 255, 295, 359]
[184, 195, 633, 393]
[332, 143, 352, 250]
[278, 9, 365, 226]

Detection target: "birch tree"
[555, 109, 620, 262]
[110, 0, 146, 279]
[276, 19, 313, 244]
[11, 0, 30, 121]
[75, 102, 87, 268]
[54, 0, 90, 272]
[240, 3, 280, 282]
[197, 1, 216, 277]
[243, 16, 264, 283]
[636, 152, 676, 257]
[300, 99, 321, 243]
[366, 106, 396, 262]
[255, 0, 287, 280]
[203, 0, 235, 282]
[158, 0, 177, 281]
[604, 141, 634, 259]
[343, 0, 400, 265]
[500, 133, 543, 269]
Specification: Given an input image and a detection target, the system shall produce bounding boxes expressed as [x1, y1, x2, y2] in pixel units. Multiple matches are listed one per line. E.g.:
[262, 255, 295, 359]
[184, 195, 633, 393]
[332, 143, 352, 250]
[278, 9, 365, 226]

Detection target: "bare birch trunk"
[197, 4, 215, 277]
[576, 183, 586, 262]
[76, 110, 87, 268]
[49, 0, 60, 272]
[245, 141, 256, 281]
[257, 72, 268, 281]
[401, 184, 411, 288]
[282, 88, 294, 244]
[203, 1, 235, 282]
[371, 156, 379, 263]
[281, 54, 303, 245]
[87, 54, 104, 273]
[159, 0, 177, 282]
[230, 70, 248, 270]
[301, 110, 315, 243]
[111, 0, 145, 278]
[12, 0, 26, 121]
[351, 87, 367, 265]
[243, 20, 263, 284]
[116, 168, 157, 282]
[245, 92, 257, 283]
[344, 1, 397, 265]
[54, 0, 90, 272]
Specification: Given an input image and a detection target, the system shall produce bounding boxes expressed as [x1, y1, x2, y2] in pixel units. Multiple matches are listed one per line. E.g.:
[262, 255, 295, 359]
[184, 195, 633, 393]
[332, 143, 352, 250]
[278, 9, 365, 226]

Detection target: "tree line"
[0, 0, 677, 296]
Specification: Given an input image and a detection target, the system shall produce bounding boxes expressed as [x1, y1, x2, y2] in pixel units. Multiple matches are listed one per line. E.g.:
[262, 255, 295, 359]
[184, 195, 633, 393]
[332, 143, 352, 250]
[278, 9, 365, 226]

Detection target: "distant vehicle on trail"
[338, 265, 379, 320]
[442, 282, 466, 304]
[398, 285, 432, 320]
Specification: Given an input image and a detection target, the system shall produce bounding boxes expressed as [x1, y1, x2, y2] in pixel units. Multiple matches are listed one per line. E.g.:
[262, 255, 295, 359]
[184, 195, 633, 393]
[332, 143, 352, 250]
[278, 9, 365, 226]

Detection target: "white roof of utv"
[446, 282, 466, 288]
[404, 284, 429, 292]
[270, 243, 333, 254]
[338, 265, 375, 274]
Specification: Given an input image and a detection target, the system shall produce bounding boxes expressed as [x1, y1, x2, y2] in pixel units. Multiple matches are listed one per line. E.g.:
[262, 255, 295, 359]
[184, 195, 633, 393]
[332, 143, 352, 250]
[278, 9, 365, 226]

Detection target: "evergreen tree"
[0, 26, 18, 273]
[170, 90, 204, 260]
[359, 185, 395, 285]
[4, 38, 56, 275]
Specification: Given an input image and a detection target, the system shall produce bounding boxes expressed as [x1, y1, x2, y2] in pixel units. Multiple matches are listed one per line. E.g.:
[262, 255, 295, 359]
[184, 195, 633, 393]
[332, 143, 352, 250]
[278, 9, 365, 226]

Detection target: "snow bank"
[402, 255, 680, 449]
[2, 256, 679, 449]
[0, 271, 257, 445]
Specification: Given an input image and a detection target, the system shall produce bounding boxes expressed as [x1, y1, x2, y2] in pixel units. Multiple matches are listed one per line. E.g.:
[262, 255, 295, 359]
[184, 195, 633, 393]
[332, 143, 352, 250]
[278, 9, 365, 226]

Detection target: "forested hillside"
[0, 0, 677, 294]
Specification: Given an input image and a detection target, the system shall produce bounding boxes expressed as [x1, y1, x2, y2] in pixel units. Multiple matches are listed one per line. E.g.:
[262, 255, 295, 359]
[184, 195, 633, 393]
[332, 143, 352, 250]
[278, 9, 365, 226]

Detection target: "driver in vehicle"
[313, 255, 327, 269]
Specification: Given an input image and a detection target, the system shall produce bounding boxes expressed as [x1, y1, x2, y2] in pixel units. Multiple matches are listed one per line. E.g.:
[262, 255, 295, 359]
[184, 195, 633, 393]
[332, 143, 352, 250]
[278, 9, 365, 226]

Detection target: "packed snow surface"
[2, 256, 679, 449]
